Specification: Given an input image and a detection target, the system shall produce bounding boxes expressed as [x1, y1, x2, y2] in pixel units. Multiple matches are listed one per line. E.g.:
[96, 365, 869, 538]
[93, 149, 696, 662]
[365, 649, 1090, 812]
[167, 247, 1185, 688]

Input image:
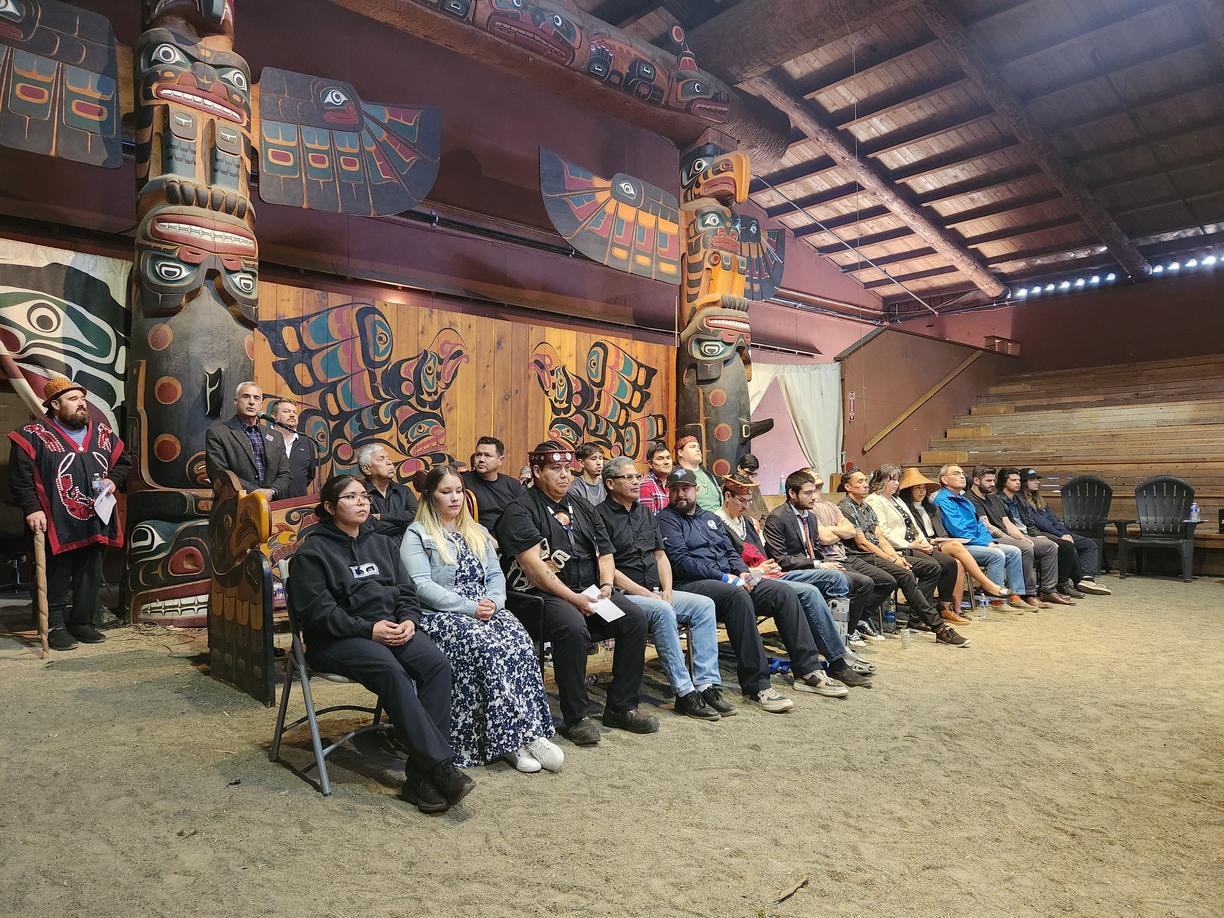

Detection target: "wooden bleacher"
[916, 354, 1224, 575]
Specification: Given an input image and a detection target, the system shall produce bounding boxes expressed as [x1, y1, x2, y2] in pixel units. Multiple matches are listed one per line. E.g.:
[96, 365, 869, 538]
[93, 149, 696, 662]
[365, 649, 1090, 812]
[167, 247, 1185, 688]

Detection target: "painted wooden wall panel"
[253, 279, 674, 481]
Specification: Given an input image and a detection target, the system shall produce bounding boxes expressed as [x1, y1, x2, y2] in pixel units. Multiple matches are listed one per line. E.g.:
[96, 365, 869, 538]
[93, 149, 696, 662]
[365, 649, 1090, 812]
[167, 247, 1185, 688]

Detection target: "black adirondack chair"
[1060, 475, 1113, 574]
[1112, 476, 1200, 582]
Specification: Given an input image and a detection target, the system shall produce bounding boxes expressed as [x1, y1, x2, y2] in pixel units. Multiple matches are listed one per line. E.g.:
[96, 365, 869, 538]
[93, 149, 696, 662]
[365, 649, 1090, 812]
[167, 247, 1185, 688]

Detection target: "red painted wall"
[898, 271, 1224, 372]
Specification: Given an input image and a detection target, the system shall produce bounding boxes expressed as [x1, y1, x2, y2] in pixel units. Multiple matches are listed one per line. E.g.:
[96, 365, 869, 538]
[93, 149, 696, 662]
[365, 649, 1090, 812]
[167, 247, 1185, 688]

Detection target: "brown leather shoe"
[1041, 592, 1076, 606]
[1022, 595, 1049, 610]
[941, 608, 971, 625]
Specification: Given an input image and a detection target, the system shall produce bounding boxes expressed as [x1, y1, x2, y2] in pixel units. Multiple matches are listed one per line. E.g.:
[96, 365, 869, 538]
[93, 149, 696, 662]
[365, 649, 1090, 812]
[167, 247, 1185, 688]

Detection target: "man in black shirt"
[267, 397, 318, 498]
[358, 443, 419, 539]
[496, 441, 656, 746]
[968, 466, 1059, 607]
[462, 435, 526, 535]
[596, 456, 725, 721]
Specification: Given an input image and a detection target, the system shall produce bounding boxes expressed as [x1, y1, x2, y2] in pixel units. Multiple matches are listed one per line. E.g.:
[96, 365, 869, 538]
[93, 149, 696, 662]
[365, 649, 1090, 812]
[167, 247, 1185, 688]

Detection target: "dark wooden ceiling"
[576, 0, 1224, 313]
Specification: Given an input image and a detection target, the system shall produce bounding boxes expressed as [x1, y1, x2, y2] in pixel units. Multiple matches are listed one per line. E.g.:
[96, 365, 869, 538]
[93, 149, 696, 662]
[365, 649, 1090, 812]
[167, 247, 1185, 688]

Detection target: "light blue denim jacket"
[400, 521, 506, 618]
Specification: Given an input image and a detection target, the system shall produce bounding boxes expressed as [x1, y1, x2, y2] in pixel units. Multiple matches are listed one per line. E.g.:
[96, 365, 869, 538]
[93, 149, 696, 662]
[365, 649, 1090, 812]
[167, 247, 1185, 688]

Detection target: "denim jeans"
[965, 543, 1025, 594]
[775, 571, 849, 663]
[628, 590, 720, 696]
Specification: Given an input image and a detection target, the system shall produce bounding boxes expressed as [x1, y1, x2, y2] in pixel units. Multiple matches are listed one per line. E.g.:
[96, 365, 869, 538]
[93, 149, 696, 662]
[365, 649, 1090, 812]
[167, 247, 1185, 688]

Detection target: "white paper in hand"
[581, 585, 624, 622]
[93, 489, 116, 525]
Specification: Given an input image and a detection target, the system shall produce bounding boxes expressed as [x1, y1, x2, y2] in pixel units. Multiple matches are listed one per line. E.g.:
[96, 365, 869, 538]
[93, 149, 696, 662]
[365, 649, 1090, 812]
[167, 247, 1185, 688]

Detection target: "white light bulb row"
[1014, 251, 1218, 299]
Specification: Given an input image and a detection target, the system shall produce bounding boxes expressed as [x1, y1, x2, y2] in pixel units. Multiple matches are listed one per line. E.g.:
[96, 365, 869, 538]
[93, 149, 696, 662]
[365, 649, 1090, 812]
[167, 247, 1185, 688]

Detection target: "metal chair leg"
[295, 649, 332, 796]
[269, 643, 297, 763]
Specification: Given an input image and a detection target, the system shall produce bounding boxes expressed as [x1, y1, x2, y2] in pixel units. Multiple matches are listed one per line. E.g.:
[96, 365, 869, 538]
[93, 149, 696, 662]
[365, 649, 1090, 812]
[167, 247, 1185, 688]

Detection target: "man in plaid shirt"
[638, 441, 672, 514]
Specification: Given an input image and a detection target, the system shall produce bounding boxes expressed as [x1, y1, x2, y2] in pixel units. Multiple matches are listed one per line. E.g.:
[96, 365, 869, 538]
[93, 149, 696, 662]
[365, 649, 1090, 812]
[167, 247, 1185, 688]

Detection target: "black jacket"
[282, 433, 319, 498]
[366, 479, 419, 539]
[762, 505, 819, 570]
[288, 519, 422, 645]
[204, 416, 292, 497]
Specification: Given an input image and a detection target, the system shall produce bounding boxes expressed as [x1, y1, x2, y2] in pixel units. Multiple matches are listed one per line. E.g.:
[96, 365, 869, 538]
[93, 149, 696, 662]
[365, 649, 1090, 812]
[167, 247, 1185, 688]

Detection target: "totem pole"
[126, 0, 257, 624]
[674, 142, 778, 478]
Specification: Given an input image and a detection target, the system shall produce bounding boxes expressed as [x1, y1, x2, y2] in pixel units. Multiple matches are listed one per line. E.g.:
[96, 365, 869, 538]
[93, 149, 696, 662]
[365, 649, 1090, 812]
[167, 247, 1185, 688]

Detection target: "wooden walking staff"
[32, 530, 49, 658]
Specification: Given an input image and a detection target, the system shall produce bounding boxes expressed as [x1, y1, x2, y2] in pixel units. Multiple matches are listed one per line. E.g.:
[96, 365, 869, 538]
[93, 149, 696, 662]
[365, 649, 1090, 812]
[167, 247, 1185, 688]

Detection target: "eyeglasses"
[610, 473, 643, 481]
[338, 493, 371, 504]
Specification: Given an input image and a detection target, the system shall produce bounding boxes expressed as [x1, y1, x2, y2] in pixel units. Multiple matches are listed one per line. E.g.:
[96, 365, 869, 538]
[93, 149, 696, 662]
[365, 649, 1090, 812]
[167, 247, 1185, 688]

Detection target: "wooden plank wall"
[253, 280, 675, 479]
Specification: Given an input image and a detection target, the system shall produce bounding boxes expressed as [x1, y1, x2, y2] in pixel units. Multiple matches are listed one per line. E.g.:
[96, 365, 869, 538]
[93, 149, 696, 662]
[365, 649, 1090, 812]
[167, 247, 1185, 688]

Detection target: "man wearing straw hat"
[8, 376, 130, 651]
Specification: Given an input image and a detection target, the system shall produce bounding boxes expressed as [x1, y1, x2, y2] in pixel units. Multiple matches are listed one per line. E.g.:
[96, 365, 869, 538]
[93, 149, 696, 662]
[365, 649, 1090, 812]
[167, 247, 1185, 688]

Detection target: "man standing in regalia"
[8, 377, 130, 651]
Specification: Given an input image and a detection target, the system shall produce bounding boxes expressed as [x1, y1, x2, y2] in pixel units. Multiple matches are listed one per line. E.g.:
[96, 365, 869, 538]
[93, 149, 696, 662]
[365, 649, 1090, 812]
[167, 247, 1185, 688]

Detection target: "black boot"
[48, 628, 78, 652]
[67, 623, 106, 644]
[400, 768, 449, 815]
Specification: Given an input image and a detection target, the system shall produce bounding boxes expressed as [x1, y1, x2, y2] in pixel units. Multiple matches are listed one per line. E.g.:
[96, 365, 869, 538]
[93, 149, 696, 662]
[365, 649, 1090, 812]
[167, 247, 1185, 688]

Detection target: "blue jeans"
[629, 590, 720, 696]
[776, 570, 849, 663]
[965, 543, 1024, 594]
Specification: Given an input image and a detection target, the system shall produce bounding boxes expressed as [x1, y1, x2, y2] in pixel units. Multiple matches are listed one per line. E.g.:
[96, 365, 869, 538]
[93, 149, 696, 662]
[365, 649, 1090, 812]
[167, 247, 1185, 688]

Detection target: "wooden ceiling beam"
[920, 0, 1151, 277]
[891, 138, 1023, 183]
[792, 206, 894, 238]
[942, 190, 1064, 228]
[984, 238, 1102, 266]
[793, 36, 941, 98]
[962, 215, 1081, 247]
[913, 164, 1043, 205]
[817, 226, 916, 255]
[751, 73, 1006, 297]
[864, 264, 960, 289]
[999, 0, 1182, 72]
[1069, 113, 1224, 165]
[826, 74, 971, 129]
[685, 0, 923, 85]
[1195, 0, 1224, 64]
[751, 155, 838, 194]
[762, 180, 864, 218]
[839, 247, 938, 273]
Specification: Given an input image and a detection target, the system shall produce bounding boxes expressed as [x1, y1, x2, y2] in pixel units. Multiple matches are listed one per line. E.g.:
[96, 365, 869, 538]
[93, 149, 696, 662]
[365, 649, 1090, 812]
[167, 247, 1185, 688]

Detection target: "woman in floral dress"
[401, 465, 563, 774]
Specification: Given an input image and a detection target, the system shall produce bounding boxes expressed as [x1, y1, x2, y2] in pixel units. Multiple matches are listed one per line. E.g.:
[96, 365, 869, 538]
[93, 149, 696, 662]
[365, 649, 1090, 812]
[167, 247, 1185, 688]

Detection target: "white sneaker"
[793, 670, 849, 699]
[526, 737, 564, 773]
[1076, 579, 1112, 596]
[504, 747, 542, 773]
[748, 687, 794, 713]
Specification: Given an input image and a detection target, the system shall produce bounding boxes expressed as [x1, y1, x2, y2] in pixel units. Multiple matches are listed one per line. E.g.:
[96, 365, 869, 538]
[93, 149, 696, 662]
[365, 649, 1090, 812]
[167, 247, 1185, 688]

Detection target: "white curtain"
[748, 362, 843, 482]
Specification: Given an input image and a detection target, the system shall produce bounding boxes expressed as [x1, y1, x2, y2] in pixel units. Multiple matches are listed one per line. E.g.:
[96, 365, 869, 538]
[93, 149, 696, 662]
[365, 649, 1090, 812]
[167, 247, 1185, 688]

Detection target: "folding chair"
[269, 559, 391, 796]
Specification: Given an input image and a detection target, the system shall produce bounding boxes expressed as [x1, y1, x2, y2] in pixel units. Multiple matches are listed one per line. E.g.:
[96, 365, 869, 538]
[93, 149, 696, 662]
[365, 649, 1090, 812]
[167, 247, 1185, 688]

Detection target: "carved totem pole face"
[126, 2, 256, 625]
[675, 143, 762, 479]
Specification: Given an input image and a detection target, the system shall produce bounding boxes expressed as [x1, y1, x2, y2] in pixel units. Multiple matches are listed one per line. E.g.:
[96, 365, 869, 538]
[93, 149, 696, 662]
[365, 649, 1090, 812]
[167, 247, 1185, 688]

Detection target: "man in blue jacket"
[657, 469, 842, 710]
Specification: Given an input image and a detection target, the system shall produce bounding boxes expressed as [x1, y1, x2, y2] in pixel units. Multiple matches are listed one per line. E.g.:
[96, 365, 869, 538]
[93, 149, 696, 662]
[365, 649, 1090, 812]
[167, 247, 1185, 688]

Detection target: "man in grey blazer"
[204, 381, 292, 500]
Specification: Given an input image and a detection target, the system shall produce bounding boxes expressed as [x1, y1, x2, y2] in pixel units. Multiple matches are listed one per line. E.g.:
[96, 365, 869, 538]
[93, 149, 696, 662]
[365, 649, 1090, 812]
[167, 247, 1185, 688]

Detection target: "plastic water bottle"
[900, 627, 913, 649]
[829, 598, 850, 642]
[881, 600, 897, 634]
[976, 593, 991, 621]
[91, 472, 103, 495]
[1189, 502, 1201, 523]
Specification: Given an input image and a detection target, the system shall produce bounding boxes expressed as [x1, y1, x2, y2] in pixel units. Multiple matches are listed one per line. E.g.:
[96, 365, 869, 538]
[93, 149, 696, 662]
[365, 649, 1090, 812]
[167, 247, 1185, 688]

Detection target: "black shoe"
[562, 717, 602, 746]
[1059, 582, 1085, 600]
[674, 690, 720, 721]
[602, 707, 660, 734]
[430, 760, 475, 806]
[935, 627, 970, 648]
[48, 628, 78, 651]
[700, 686, 738, 716]
[400, 771, 449, 815]
[828, 659, 872, 688]
[67, 623, 106, 644]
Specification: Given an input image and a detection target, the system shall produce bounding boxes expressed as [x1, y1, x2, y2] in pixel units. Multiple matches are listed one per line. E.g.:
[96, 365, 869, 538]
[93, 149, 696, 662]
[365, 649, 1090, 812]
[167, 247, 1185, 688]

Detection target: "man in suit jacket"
[204, 381, 292, 500]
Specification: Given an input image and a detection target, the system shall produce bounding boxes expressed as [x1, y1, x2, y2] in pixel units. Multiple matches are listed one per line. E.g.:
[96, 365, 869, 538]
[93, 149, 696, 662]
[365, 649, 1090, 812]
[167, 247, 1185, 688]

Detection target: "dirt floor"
[0, 575, 1221, 918]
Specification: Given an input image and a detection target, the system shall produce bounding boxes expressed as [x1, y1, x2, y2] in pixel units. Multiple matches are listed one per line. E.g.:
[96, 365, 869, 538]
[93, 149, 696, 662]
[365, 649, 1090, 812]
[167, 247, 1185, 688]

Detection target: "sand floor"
[0, 574, 1221, 918]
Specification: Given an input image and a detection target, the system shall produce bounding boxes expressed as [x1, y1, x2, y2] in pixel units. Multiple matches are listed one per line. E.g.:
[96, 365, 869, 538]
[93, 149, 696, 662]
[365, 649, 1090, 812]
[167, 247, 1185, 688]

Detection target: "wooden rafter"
[1196, 0, 1224, 62]
[918, 0, 1151, 278]
[685, 0, 922, 84]
[750, 73, 1006, 298]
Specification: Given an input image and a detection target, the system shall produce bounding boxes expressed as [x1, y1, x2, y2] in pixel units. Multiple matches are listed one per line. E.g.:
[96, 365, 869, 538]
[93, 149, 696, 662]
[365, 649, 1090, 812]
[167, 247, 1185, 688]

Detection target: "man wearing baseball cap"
[658, 467, 833, 712]
[1019, 468, 1111, 595]
[8, 376, 131, 650]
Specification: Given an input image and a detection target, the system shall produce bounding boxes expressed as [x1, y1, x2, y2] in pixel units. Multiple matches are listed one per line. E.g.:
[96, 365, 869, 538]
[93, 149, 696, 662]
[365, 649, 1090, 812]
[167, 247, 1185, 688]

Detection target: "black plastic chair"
[269, 559, 390, 796]
[1112, 476, 1200, 582]
[1060, 475, 1113, 574]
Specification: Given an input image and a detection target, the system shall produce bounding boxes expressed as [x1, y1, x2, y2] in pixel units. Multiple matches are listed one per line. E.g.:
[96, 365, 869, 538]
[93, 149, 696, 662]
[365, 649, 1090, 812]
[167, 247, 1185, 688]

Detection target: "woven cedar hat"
[898, 467, 938, 492]
[721, 473, 758, 497]
[42, 376, 86, 407]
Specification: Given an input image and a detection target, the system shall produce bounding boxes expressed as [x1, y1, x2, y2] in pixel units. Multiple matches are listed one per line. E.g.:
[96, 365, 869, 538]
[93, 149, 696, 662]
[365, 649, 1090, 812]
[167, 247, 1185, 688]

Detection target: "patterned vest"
[8, 417, 125, 554]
